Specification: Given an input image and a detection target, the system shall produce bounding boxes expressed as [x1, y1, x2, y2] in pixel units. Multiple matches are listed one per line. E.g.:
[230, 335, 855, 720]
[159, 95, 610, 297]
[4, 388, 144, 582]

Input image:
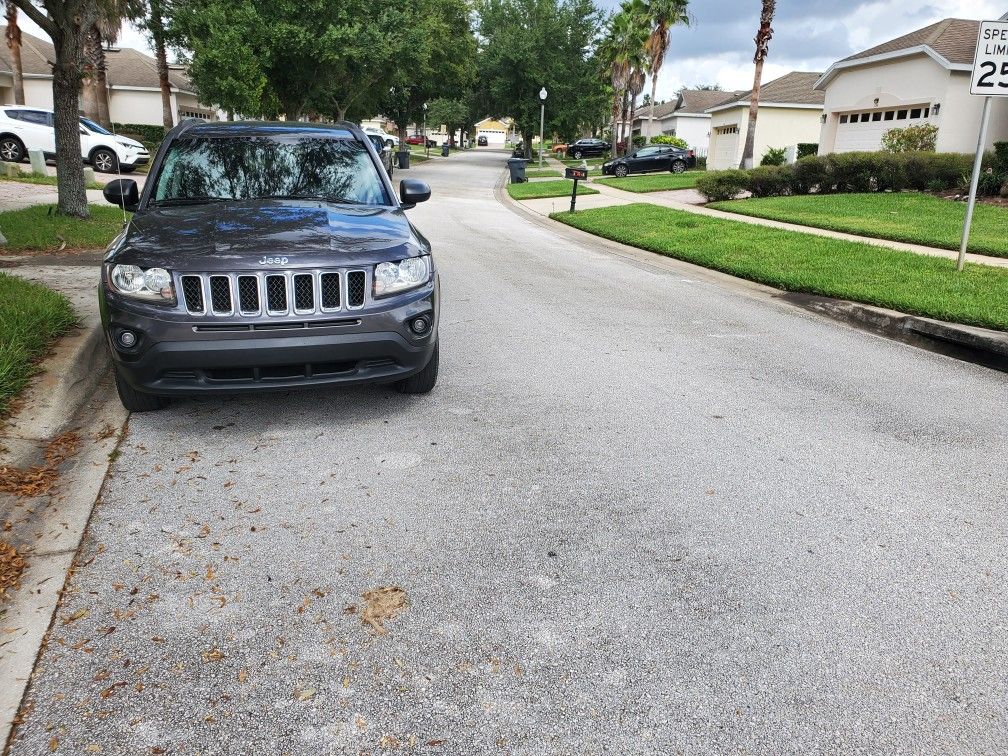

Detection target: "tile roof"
[0, 25, 194, 92]
[841, 18, 980, 66]
[678, 88, 745, 113]
[709, 71, 824, 109]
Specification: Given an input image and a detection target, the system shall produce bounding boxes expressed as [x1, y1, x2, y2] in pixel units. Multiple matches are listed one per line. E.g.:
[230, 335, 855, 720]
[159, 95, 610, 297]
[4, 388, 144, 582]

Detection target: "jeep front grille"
[177, 268, 370, 317]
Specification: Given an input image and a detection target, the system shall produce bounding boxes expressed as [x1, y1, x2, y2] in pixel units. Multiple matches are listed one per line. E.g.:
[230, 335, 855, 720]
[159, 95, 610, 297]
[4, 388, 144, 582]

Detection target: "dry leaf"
[237, 668, 248, 684]
[360, 586, 409, 635]
[201, 648, 224, 663]
[294, 687, 315, 701]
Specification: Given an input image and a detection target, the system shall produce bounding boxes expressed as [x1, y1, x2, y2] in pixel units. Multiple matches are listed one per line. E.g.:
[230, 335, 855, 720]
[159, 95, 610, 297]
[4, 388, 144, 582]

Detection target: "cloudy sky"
[16, 0, 1003, 101]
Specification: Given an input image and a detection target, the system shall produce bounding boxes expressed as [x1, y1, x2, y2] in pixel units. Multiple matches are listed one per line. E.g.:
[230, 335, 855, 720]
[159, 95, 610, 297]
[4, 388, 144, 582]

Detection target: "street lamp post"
[423, 102, 429, 158]
[539, 87, 547, 170]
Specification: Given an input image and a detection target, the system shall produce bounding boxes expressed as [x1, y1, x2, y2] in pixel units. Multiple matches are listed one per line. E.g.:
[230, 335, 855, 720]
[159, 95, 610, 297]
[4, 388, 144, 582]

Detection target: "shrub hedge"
[112, 123, 166, 151]
[696, 150, 983, 202]
[796, 143, 818, 160]
[650, 134, 689, 149]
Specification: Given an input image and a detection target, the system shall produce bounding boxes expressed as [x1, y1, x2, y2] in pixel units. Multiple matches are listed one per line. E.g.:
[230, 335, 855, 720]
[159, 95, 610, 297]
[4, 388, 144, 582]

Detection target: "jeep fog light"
[109, 265, 176, 303]
[374, 256, 430, 297]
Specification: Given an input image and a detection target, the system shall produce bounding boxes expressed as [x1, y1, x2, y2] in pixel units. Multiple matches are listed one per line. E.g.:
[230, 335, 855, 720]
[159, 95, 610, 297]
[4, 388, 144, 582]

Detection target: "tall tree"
[600, 2, 648, 157]
[143, 0, 174, 129]
[739, 0, 774, 168]
[10, 0, 97, 217]
[626, 64, 645, 147]
[4, 2, 25, 104]
[643, 0, 689, 142]
[477, 0, 606, 159]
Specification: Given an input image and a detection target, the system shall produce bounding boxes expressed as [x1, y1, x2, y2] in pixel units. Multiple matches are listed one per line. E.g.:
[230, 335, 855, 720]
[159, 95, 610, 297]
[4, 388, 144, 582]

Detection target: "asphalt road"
[10, 149, 1008, 755]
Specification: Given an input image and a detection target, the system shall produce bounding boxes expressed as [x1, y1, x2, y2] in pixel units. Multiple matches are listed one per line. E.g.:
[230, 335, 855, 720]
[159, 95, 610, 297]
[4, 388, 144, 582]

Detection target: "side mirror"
[399, 178, 430, 209]
[104, 178, 139, 212]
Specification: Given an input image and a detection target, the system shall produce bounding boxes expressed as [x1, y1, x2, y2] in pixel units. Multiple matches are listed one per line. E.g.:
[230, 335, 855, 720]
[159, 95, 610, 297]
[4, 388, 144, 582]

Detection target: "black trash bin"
[441, 143, 450, 157]
[396, 150, 410, 169]
[507, 157, 527, 184]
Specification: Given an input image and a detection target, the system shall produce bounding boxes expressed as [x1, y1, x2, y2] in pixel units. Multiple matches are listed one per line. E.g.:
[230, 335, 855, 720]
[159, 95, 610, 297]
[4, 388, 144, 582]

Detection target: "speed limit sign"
[971, 20, 1008, 95]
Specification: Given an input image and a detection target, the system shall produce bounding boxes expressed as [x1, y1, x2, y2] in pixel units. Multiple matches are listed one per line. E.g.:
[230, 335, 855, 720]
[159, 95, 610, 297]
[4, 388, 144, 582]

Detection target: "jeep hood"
[112, 200, 426, 271]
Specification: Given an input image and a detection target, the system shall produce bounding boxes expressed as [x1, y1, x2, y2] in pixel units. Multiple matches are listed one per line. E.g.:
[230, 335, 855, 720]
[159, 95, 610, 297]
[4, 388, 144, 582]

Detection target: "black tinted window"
[13, 110, 49, 125]
[152, 136, 389, 205]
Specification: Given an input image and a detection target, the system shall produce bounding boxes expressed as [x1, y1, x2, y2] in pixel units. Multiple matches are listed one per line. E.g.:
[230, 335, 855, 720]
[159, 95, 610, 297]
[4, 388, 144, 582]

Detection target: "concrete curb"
[495, 169, 1008, 374]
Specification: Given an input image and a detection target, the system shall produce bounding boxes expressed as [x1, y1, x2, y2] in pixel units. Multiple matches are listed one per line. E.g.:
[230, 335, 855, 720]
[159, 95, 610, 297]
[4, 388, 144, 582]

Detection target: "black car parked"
[566, 138, 610, 159]
[366, 133, 394, 179]
[602, 145, 696, 177]
[99, 120, 439, 411]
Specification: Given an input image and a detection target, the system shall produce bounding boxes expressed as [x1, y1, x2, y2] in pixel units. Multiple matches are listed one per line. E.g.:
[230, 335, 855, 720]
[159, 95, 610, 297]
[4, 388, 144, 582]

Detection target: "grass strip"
[596, 172, 701, 192]
[551, 203, 1008, 331]
[1, 171, 104, 189]
[708, 192, 1008, 259]
[0, 273, 78, 416]
[0, 204, 126, 252]
[524, 169, 562, 179]
[507, 179, 599, 201]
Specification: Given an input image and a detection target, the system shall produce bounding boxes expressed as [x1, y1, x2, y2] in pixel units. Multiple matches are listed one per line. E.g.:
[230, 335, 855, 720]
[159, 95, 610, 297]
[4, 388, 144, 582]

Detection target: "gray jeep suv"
[99, 120, 438, 412]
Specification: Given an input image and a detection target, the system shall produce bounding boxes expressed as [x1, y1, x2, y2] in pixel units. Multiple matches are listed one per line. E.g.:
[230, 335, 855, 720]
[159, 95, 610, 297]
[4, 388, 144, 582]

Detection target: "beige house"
[633, 89, 744, 153]
[0, 26, 215, 126]
[705, 72, 825, 170]
[815, 18, 1008, 154]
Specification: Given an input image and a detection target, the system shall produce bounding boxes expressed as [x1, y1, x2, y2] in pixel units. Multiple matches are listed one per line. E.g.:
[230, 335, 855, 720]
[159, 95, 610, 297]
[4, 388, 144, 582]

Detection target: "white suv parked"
[362, 125, 398, 149]
[0, 107, 150, 173]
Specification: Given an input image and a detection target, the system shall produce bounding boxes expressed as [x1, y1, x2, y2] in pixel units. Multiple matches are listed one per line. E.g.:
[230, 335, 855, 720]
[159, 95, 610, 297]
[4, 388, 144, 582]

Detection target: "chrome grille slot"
[293, 273, 315, 313]
[237, 275, 260, 314]
[347, 270, 366, 308]
[181, 275, 204, 313]
[320, 273, 341, 310]
[265, 274, 288, 314]
[209, 275, 232, 314]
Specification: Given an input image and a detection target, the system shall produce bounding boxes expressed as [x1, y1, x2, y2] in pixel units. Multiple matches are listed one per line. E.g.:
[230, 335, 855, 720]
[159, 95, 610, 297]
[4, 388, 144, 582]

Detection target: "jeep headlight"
[108, 264, 175, 302]
[373, 256, 431, 297]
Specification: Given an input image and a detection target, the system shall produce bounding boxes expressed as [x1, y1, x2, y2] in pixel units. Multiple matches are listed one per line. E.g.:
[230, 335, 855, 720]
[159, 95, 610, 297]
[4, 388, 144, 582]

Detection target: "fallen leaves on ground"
[0, 431, 80, 498]
[359, 586, 409, 635]
[0, 541, 26, 601]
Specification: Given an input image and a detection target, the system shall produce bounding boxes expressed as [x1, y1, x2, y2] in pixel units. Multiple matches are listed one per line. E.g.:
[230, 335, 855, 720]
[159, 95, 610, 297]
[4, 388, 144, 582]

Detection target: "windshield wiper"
[153, 197, 232, 206]
[257, 195, 366, 205]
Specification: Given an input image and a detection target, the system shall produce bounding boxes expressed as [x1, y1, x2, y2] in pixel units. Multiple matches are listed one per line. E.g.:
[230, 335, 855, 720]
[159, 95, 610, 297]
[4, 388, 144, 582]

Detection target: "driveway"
[7, 149, 1008, 755]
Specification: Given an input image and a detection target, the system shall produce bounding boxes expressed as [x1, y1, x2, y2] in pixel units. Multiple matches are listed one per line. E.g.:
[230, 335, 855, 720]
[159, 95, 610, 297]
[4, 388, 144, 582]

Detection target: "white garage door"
[711, 128, 739, 170]
[834, 106, 933, 153]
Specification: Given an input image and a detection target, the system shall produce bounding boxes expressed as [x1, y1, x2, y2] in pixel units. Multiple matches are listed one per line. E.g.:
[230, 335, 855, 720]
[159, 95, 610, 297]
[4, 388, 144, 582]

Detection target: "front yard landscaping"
[524, 169, 562, 179]
[596, 171, 701, 192]
[552, 203, 1008, 331]
[708, 193, 1008, 259]
[1, 171, 104, 190]
[0, 204, 126, 253]
[507, 179, 599, 201]
[0, 272, 78, 416]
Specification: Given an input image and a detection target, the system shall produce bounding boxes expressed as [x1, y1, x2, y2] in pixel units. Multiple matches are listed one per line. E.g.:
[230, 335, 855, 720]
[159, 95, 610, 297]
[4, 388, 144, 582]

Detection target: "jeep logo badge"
[259, 256, 289, 265]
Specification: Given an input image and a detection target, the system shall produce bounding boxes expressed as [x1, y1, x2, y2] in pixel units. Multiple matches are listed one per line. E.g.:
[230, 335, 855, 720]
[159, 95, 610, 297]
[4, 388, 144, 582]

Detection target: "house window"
[872, 112, 882, 121]
[897, 109, 908, 119]
[924, 107, 930, 118]
[840, 114, 848, 124]
[910, 107, 922, 119]
[884, 111, 895, 121]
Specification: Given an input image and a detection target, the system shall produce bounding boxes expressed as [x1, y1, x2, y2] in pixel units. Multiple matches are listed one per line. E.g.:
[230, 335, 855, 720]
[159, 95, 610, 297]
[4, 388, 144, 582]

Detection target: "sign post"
[565, 167, 588, 212]
[960, 17, 1008, 271]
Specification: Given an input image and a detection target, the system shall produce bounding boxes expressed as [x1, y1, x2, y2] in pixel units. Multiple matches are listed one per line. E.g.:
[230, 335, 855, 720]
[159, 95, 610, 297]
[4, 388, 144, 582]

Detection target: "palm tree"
[642, 0, 689, 143]
[143, 0, 175, 130]
[602, 2, 648, 158]
[740, 0, 775, 168]
[627, 66, 645, 149]
[4, 1, 24, 104]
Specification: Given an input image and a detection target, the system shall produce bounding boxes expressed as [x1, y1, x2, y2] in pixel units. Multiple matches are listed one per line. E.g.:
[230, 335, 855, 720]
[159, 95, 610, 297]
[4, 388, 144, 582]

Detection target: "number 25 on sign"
[971, 20, 1008, 93]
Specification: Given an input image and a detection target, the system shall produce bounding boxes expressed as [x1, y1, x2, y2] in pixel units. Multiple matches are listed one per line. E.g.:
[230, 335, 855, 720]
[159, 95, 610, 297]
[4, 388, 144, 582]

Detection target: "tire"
[114, 368, 164, 412]
[395, 341, 438, 395]
[615, 165, 628, 178]
[91, 148, 118, 173]
[671, 160, 686, 174]
[0, 135, 25, 163]
[119, 165, 136, 174]
[573, 150, 583, 159]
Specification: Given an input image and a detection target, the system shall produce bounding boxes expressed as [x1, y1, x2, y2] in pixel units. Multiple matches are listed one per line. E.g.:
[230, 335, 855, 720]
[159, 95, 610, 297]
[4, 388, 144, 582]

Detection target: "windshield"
[151, 136, 389, 206]
[80, 117, 112, 135]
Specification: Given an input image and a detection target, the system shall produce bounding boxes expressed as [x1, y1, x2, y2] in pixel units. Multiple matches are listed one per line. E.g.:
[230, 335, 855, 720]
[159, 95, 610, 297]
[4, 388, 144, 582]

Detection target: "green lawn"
[552, 203, 1008, 331]
[0, 273, 78, 416]
[507, 179, 599, 201]
[1, 170, 104, 190]
[0, 204, 126, 252]
[525, 169, 562, 179]
[596, 171, 701, 192]
[708, 192, 1008, 259]
[561, 157, 607, 167]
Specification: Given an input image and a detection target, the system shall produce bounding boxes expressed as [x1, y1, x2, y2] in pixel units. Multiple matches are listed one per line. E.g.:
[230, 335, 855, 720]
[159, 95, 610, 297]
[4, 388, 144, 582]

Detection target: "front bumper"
[100, 280, 438, 396]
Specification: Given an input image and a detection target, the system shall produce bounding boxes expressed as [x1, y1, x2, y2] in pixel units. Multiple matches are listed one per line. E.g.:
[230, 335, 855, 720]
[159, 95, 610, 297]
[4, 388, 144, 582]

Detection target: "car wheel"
[671, 160, 686, 174]
[91, 148, 118, 173]
[615, 165, 629, 178]
[573, 150, 583, 159]
[0, 135, 25, 163]
[114, 368, 164, 412]
[395, 340, 438, 395]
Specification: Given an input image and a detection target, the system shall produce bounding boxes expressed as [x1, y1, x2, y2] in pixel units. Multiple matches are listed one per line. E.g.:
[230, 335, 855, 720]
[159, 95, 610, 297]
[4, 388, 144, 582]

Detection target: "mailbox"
[565, 167, 588, 180]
